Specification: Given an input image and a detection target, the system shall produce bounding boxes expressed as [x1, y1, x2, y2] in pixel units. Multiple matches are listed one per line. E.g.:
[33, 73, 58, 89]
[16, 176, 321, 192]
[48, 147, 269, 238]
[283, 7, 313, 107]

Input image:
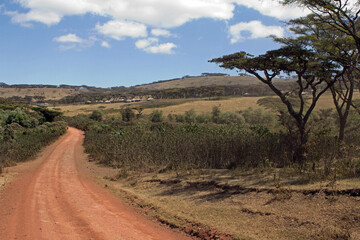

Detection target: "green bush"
[149, 110, 164, 122]
[120, 108, 135, 122]
[196, 113, 212, 123]
[0, 119, 67, 168]
[90, 110, 103, 122]
[211, 106, 221, 123]
[217, 111, 244, 125]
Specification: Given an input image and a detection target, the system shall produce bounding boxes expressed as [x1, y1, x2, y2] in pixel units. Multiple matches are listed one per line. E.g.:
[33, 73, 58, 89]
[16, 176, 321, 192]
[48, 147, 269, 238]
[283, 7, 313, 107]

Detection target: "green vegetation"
[0, 100, 67, 169]
[89, 110, 103, 122]
[67, 104, 360, 181]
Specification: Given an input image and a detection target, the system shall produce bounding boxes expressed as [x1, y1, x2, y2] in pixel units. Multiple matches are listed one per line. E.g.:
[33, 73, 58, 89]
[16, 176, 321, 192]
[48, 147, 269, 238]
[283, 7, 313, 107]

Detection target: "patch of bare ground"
[83, 165, 360, 240]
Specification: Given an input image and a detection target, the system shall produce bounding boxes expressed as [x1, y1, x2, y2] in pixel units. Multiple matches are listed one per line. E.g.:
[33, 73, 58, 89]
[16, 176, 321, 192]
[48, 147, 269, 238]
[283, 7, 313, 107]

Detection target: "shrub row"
[73, 107, 360, 178]
[0, 107, 67, 169]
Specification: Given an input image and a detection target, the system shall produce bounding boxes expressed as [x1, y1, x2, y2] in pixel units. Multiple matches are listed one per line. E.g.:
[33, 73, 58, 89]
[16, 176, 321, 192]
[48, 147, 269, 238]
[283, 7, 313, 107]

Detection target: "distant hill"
[0, 88, 89, 101]
[134, 76, 295, 90]
[0, 75, 297, 103]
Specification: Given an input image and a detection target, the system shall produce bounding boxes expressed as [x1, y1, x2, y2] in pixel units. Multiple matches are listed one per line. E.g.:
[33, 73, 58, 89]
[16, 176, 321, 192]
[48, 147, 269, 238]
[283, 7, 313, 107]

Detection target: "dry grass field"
[142, 97, 265, 115]
[0, 88, 88, 100]
[55, 92, 360, 117]
[81, 158, 360, 240]
[147, 93, 360, 116]
[53, 97, 266, 117]
[135, 76, 295, 90]
[54, 102, 132, 116]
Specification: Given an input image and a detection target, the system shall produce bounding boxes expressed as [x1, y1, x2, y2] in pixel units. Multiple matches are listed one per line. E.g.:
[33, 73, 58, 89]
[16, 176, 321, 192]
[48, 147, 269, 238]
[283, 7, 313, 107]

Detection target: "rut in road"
[0, 127, 188, 240]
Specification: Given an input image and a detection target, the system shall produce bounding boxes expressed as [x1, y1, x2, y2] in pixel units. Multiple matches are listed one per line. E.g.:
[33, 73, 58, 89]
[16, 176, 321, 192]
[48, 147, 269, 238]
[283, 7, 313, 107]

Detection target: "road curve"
[0, 127, 188, 240]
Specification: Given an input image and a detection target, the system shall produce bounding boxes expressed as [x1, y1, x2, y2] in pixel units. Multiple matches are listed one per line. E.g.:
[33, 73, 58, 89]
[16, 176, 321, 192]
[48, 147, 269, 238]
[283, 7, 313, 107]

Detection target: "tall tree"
[282, 0, 360, 142]
[210, 43, 342, 165]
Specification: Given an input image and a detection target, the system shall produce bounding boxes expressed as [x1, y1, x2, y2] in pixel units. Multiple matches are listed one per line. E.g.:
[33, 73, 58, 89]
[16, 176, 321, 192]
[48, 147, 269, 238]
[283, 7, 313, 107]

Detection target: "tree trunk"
[293, 123, 307, 167]
[338, 117, 346, 143]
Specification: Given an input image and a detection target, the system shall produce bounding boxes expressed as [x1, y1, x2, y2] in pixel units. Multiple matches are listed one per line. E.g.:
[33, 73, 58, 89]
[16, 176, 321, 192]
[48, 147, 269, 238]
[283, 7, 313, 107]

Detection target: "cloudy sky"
[0, 0, 309, 87]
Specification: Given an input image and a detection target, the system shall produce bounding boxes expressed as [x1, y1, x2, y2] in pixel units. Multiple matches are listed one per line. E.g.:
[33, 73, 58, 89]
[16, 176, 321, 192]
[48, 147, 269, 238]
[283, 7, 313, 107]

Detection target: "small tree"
[90, 110, 103, 122]
[32, 107, 62, 122]
[149, 110, 164, 122]
[120, 108, 135, 122]
[211, 106, 221, 123]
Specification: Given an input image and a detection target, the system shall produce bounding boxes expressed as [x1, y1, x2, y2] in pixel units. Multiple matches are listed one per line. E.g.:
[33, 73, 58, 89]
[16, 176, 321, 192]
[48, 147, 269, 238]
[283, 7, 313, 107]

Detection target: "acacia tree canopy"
[281, 0, 360, 142]
[281, 0, 360, 52]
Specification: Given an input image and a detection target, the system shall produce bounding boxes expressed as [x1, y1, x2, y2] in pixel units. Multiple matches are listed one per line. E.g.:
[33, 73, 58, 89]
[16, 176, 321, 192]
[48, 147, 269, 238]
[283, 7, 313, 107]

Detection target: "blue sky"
[0, 0, 309, 87]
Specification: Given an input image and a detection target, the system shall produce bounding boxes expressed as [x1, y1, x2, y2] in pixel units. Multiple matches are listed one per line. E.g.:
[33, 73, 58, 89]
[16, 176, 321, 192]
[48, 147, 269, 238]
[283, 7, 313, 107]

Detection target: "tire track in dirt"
[0, 127, 189, 240]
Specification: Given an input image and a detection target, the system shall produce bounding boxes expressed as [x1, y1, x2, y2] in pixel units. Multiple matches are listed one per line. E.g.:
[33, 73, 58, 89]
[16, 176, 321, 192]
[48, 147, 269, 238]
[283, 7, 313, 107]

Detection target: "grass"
[144, 93, 360, 116]
[100, 168, 360, 240]
[142, 96, 265, 115]
[0, 87, 87, 100]
[56, 92, 360, 117]
[134, 76, 294, 90]
[52, 99, 192, 116]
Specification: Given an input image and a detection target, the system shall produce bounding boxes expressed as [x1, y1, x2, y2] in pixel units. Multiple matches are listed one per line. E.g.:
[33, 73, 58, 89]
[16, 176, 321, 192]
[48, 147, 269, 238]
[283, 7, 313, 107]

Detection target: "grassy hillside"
[0, 88, 88, 100]
[135, 76, 296, 90]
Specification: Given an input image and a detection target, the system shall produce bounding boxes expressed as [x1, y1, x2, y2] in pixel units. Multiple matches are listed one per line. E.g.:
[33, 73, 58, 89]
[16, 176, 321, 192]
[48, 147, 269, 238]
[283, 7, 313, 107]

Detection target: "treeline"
[133, 73, 230, 88]
[0, 100, 67, 171]
[0, 82, 99, 90]
[128, 84, 292, 99]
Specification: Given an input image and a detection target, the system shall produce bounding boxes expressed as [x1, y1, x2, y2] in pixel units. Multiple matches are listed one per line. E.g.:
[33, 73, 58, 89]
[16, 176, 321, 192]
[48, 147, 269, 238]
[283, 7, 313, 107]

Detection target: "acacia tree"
[210, 43, 342, 165]
[287, 14, 358, 142]
[281, 0, 360, 142]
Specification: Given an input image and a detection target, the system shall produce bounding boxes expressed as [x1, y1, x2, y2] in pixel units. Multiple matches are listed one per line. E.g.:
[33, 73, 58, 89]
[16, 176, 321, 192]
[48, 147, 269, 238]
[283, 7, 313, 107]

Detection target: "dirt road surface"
[0, 127, 189, 240]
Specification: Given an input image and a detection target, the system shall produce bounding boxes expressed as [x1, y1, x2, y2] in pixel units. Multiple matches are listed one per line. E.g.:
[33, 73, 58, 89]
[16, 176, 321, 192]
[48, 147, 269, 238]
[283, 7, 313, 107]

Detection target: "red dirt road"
[0, 127, 189, 240]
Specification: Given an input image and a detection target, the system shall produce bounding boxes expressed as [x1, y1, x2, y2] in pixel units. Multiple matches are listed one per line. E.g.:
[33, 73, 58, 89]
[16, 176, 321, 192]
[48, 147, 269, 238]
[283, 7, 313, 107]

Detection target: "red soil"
[0, 127, 189, 240]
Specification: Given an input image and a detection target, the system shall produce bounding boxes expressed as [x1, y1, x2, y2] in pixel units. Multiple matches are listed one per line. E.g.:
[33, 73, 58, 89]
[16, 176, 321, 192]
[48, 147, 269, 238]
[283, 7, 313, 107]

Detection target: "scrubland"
[65, 98, 360, 239]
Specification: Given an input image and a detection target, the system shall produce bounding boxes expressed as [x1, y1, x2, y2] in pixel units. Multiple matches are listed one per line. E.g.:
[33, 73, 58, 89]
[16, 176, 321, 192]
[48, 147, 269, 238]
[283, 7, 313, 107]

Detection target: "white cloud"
[5, 0, 316, 51]
[101, 41, 111, 48]
[229, 21, 284, 43]
[53, 33, 84, 43]
[234, 0, 309, 20]
[147, 43, 177, 54]
[53, 34, 97, 50]
[135, 38, 158, 49]
[7, 10, 62, 26]
[9, 0, 360, 29]
[59, 44, 77, 51]
[95, 20, 147, 40]
[7, 0, 236, 28]
[135, 38, 176, 54]
[151, 29, 173, 37]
